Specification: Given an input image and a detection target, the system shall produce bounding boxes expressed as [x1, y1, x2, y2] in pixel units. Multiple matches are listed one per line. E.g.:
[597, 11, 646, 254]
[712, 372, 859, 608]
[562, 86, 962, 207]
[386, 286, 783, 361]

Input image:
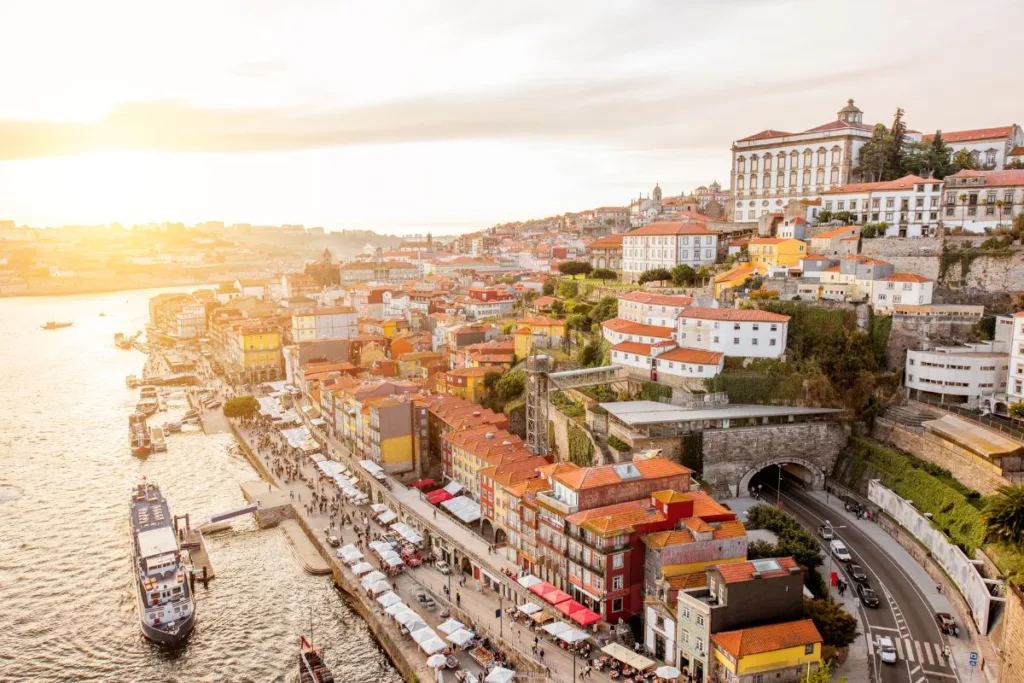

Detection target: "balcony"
[537, 490, 577, 516]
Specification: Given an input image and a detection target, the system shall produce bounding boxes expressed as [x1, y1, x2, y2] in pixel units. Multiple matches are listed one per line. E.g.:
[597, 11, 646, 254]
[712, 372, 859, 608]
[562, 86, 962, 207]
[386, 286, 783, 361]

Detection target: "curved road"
[756, 475, 959, 683]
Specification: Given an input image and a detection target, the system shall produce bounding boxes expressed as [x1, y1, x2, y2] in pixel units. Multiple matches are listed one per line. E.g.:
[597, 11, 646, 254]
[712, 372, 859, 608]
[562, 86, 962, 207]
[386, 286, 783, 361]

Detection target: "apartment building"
[747, 238, 807, 274]
[676, 308, 789, 359]
[924, 125, 1024, 170]
[869, 272, 934, 311]
[618, 292, 695, 327]
[820, 175, 942, 237]
[906, 341, 1008, 404]
[290, 306, 358, 342]
[443, 426, 532, 501]
[942, 169, 1024, 232]
[588, 233, 624, 271]
[513, 316, 567, 358]
[622, 222, 718, 282]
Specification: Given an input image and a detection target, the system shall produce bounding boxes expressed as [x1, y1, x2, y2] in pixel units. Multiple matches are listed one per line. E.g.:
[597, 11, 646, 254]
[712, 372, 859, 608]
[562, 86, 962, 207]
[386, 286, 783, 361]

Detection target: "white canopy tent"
[360, 571, 387, 588]
[350, 562, 375, 576]
[385, 602, 409, 617]
[437, 618, 466, 635]
[377, 509, 398, 524]
[377, 592, 402, 608]
[369, 580, 392, 595]
[440, 496, 481, 523]
[412, 627, 441, 644]
[419, 636, 447, 655]
[484, 667, 515, 683]
[447, 628, 475, 647]
[601, 643, 655, 671]
[542, 622, 572, 638]
[516, 575, 542, 589]
[516, 602, 542, 615]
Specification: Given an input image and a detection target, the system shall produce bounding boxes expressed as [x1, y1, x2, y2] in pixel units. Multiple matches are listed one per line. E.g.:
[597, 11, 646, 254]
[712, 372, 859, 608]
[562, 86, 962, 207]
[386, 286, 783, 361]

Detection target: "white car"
[436, 560, 451, 575]
[877, 636, 898, 664]
[830, 540, 852, 562]
[819, 525, 834, 540]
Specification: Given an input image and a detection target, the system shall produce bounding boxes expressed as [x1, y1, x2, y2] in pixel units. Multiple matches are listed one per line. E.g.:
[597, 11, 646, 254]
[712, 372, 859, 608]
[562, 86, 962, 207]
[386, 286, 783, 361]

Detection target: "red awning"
[528, 582, 558, 600]
[555, 599, 585, 617]
[544, 589, 573, 606]
[570, 608, 601, 626]
[427, 489, 454, 505]
[410, 478, 436, 489]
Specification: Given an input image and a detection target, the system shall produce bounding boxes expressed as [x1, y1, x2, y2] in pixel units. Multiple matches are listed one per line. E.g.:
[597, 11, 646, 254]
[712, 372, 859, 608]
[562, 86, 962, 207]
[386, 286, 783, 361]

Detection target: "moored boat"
[130, 481, 196, 645]
[298, 636, 334, 683]
[151, 427, 167, 452]
[129, 414, 153, 456]
[136, 398, 159, 417]
[41, 321, 73, 330]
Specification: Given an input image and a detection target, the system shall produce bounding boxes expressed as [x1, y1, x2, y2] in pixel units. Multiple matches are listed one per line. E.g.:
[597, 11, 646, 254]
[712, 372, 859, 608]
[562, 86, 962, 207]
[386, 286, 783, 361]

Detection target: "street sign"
[831, 571, 838, 587]
[969, 651, 978, 667]
[495, 608, 502, 618]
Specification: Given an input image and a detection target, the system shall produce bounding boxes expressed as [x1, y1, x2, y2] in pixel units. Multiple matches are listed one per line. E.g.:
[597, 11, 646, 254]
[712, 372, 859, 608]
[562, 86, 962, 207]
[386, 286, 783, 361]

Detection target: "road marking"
[867, 637, 874, 656]
[923, 641, 934, 665]
[871, 625, 901, 633]
[909, 665, 921, 675]
[904, 638, 915, 661]
[923, 670, 958, 679]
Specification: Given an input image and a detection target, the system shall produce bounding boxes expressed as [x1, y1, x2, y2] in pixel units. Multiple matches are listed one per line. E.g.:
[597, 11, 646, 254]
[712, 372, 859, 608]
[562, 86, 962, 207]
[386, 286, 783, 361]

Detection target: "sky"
[2, 0, 1023, 236]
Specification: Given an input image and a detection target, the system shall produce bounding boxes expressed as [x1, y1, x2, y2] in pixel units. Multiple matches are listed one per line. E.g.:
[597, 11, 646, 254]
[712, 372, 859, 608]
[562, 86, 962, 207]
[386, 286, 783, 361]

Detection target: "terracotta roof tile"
[618, 291, 694, 307]
[823, 175, 937, 194]
[712, 619, 822, 659]
[656, 347, 723, 366]
[612, 341, 654, 356]
[924, 126, 1013, 144]
[602, 318, 674, 338]
[589, 234, 624, 248]
[879, 272, 931, 283]
[565, 499, 666, 535]
[946, 169, 1024, 186]
[680, 307, 790, 323]
[715, 556, 799, 584]
[626, 222, 713, 237]
[736, 129, 792, 143]
[554, 457, 692, 491]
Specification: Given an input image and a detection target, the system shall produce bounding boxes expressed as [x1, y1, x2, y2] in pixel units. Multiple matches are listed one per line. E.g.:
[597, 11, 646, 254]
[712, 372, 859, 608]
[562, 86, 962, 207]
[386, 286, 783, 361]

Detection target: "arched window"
[831, 146, 842, 165]
[777, 172, 785, 187]
[750, 155, 759, 172]
[803, 149, 813, 167]
[790, 151, 799, 168]
[736, 157, 745, 173]
[816, 168, 825, 185]
[790, 170, 798, 186]
[817, 148, 827, 166]
[736, 175, 744, 190]
[763, 173, 771, 189]
[750, 175, 758, 189]
[777, 153, 787, 169]
[802, 169, 811, 186]
[763, 156, 771, 171]
[830, 167, 839, 184]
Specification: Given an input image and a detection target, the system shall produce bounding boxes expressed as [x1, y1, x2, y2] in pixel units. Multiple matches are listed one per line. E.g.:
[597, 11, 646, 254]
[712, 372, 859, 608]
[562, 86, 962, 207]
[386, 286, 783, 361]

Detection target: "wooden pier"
[175, 514, 215, 582]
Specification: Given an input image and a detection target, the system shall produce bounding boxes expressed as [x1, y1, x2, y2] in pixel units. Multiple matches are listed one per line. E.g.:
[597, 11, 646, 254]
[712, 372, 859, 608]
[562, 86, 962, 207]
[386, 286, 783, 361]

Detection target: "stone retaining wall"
[872, 419, 1008, 496]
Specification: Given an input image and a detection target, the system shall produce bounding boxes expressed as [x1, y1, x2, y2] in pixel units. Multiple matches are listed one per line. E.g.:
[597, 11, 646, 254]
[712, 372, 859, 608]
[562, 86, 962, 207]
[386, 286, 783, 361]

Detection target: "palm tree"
[959, 193, 969, 231]
[985, 484, 1024, 545]
[995, 200, 1005, 228]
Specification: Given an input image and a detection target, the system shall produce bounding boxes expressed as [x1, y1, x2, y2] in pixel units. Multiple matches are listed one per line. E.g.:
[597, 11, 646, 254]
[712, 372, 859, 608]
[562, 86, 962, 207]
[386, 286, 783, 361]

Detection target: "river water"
[0, 288, 403, 683]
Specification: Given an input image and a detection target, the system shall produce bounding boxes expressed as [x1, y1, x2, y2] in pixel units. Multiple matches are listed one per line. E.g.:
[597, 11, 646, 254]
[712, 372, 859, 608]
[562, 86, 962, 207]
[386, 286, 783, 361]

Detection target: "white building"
[1006, 313, 1024, 404]
[608, 342, 724, 383]
[174, 302, 207, 339]
[383, 291, 411, 318]
[869, 273, 933, 311]
[924, 125, 1024, 171]
[622, 221, 718, 283]
[906, 341, 1008, 403]
[676, 308, 789, 359]
[942, 169, 1024, 233]
[776, 217, 808, 240]
[618, 291, 696, 327]
[601, 319, 675, 346]
[464, 296, 516, 320]
[290, 307, 358, 342]
[819, 175, 942, 237]
[730, 100, 919, 222]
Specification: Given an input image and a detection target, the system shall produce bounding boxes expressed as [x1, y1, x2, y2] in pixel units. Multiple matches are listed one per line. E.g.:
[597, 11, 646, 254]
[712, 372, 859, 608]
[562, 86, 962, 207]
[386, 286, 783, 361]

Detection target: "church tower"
[322, 247, 332, 263]
[652, 183, 662, 202]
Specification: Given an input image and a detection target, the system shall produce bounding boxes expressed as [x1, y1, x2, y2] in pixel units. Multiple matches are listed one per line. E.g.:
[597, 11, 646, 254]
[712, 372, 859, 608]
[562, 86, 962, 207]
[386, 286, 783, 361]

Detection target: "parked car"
[818, 525, 834, 540]
[857, 584, 880, 608]
[849, 564, 868, 583]
[326, 535, 340, 548]
[436, 560, 451, 575]
[830, 540, 852, 562]
[877, 636, 898, 664]
[936, 612, 957, 635]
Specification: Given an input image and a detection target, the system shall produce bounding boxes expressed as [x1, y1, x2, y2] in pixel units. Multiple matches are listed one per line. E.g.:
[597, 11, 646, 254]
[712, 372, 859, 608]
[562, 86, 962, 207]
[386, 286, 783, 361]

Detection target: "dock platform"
[181, 528, 215, 581]
[240, 481, 295, 528]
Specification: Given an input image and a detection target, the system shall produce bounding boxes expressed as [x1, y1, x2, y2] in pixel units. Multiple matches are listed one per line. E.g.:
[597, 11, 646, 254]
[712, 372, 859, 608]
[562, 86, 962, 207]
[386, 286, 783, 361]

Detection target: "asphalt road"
[753, 474, 959, 683]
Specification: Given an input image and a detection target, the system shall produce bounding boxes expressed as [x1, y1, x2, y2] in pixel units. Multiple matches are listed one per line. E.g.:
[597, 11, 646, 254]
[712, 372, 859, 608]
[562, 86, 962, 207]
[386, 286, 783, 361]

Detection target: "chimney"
[751, 571, 762, 579]
[788, 566, 802, 575]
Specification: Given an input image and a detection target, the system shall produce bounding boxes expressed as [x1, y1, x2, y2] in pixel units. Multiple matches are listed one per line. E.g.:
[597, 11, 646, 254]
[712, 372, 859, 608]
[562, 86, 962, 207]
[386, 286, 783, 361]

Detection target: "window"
[612, 598, 623, 612]
[803, 169, 811, 186]
[613, 553, 624, 569]
[817, 149, 826, 166]
[824, 201, 833, 211]
[770, 339, 776, 346]
[1005, 190, 1015, 203]
[752, 338, 758, 346]
[733, 338, 740, 345]
[946, 192, 956, 205]
[681, 607, 690, 620]
[696, 615, 705, 626]
[885, 212, 894, 222]
[872, 197, 880, 209]
[613, 575, 623, 590]
[916, 197, 924, 208]
[886, 197, 895, 208]
[988, 191, 997, 204]
[695, 637, 704, 653]
[946, 207, 955, 217]
[805, 644, 815, 655]
[816, 168, 825, 185]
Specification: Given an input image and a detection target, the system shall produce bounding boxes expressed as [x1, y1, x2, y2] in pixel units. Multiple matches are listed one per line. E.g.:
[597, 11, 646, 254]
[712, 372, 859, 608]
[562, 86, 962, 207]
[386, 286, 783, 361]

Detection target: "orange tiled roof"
[813, 226, 860, 239]
[602, 318, 674, 338]
[923, 126, 1013, 144]
[879, 272, 931, 283]
[656, 347, 723, 366]
[712, 519, 748, 540]
[612, 341, 654, 356]
[715, 556, 799, 584]
[566, 499, 666, 534]
[946, 169, 1024, 186]
[644, 529, 694, 548]
[554, 457, 691, 491]
[715, 266, 759, 282]
[447, 366, 502, 378]
[712, 619, 822, 659]
[823, 175, 935, 194]
[618, 291, 694, 307]
[666, 572, 708, 591]
[590, 234, 624, 249]
[627, 221, 713, 236]
[519, 316, 565, 327]
[681, 307, 790, 323]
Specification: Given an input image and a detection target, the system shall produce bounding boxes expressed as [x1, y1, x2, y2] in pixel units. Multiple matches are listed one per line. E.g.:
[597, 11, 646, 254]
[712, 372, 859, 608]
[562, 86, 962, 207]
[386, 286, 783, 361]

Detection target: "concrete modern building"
[906, 341, 1008, 404]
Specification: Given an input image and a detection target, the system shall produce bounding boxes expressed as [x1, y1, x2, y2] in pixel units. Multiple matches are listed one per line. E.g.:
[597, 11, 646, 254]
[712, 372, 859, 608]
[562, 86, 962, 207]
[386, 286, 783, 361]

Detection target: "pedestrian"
[456, 591, 461, 607]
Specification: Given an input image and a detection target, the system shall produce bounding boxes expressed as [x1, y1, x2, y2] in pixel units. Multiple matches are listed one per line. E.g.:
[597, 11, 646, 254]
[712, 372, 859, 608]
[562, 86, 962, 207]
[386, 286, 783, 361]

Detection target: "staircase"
[881, 404, 939, 429]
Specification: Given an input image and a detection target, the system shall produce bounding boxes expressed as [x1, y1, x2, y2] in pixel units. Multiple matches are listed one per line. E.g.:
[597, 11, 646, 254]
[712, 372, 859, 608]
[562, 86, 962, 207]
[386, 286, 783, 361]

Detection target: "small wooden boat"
[41, 321, 73, 330]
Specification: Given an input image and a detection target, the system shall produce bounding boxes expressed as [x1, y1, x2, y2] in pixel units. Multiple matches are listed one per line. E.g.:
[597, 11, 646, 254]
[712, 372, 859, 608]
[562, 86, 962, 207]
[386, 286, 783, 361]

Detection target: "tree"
[745, 539, 780, 560]
[800, 660, 846, 683]
[671, 263, 697, 287]
[542, 279, 556, 296]
[904, 131, 954, 179]
[483, 370, 503, 391]
[803, 598, 860, 648]
[1010, 402, 1024, 420]
[985, 484, 1024, 544]
[952, 148, 978, 172]
[589, 296, 618, 324]
[856, 123, 894, 182]
[833, 211, 852, 224]
[556, 280, 579, 299]
[578, 339, 604, 367]
[223, 395, 259, 419]
[637, 268, 673, 285]
[860, 224, 879, 238]
[557, 261, 593, 278]
[567, 313, 590, 331]
[591, 268, 617, 281]
[886, 108, 907, 177]
[523, 290, 539, 304]
[493, 369, 526, 400]
[1008, 158, 1024, 170]
[816, 210, 833, 224]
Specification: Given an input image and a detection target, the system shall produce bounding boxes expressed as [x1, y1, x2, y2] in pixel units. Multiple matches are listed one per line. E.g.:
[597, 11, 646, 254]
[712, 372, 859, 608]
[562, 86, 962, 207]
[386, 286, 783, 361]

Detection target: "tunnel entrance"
[738, 458, 823, 498]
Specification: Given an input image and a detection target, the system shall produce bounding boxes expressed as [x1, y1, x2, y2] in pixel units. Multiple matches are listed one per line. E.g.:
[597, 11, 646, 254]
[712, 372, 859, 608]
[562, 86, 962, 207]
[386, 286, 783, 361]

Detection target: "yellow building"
[232, 323, 282, 382]
[445, 366, 500, 403]
[513, 316, 567, 358]
[713, 265, 760, 297]
[748, 238, 807, 273]
[366, 395, 415, 475]
[711, 619, 822, 683]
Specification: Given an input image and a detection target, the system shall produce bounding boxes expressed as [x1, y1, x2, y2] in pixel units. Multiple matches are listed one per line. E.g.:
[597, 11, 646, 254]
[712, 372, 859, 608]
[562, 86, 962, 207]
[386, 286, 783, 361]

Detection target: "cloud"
[0, 63, 903, 160]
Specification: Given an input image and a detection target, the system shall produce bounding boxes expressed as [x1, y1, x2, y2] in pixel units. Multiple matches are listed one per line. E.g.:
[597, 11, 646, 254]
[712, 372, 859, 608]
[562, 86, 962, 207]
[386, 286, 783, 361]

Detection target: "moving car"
[849, 564, 868, 583]
[830, 540, 852, 562]
[936, 612, 957, 635]
[818, 525, 834, 540]
[857, 584, 880, 608]
[436, 560, 451, 575]
[877, 636, 898, 664]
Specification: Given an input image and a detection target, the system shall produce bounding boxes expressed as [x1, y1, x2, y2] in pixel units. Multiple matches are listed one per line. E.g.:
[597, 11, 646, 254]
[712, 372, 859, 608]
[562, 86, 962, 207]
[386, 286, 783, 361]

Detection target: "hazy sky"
[2, 0, 1023, 235]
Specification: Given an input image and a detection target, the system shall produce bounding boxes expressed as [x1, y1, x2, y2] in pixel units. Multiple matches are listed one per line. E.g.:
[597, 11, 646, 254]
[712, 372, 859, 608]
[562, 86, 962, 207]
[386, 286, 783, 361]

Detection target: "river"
[0, 288, 404, 683]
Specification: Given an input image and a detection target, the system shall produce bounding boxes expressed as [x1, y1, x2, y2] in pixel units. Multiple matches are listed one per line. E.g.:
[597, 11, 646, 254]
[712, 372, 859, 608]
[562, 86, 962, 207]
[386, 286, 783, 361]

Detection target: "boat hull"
[137, 586, 197, 645]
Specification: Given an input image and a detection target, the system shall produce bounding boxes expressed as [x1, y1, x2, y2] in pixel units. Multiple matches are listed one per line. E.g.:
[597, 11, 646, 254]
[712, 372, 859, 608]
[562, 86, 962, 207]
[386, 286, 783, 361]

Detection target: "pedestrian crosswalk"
[867, 634, 951, 668]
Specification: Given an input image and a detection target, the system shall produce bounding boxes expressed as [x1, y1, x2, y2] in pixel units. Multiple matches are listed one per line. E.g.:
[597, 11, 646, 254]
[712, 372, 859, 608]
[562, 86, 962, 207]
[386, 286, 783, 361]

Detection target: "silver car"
[877, 636, 897, 664]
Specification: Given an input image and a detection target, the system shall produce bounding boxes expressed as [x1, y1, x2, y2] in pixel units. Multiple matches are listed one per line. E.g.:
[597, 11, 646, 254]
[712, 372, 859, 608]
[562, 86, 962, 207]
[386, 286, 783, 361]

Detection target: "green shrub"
[223, 395, 259, 418]
[606, 435, 631, 452]
[550, 391, 585, 418]
[639, 381, 672, 402]
[568, 422, 594, 466]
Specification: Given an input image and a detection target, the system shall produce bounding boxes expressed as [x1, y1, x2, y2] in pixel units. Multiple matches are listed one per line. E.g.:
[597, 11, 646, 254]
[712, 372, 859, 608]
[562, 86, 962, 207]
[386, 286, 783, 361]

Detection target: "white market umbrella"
[447, 628, 475, 647]
[338, 543, 358, 556]
[426, 654, 448, 668]
[485, 667, 515, 683]
[377, 592, 402, 608]
[395, 609, 420, 626]
[343, 549, 364, 563]
[351, 562, 374, 576]
[655, 667, 681, 679]
[560, 629, 590, 645]
[437, 618, 466, 635]
[406, 619, 429, 634]
[361, 570, 386, 587]
[517, 603, 542, 615]
[371, 504, 389, 514]
[419, 636, 447, 655]
[412, 627, 440, 644]
[370, 580, 392, 595]
[385, 601, 408, 616]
